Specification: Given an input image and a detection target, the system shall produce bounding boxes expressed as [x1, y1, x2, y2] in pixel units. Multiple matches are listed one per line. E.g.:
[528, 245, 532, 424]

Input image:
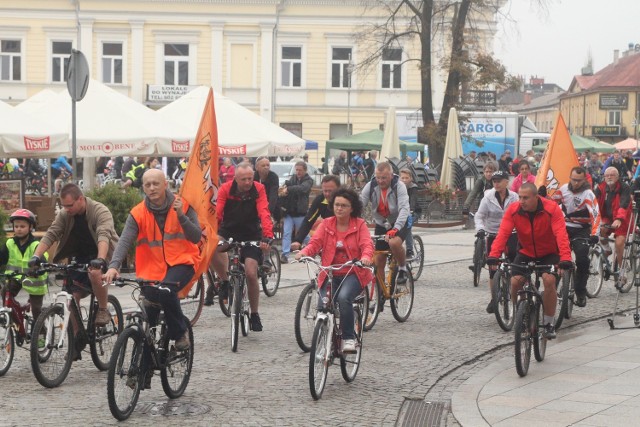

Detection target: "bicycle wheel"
[341, 302, 364, 383]
[181, 275, 204, 326]
[30, 304, 74, 388]
[554, 273, 569, 330]
[0, 312, 14, 376]
[564, 270, 575, 320]
[514, 301, 532, 377]
[472, 238, 483, 287]
[294, 282, 318, 352]
[309, 318, 330, 400]
[586, 249, 604, 298]
[262, 246, 282, 297]
[107, 327, 144, 421]
[390, 270, 414, 322]
[161, 321, 194, 399]
[213, 269, 231, 318]
[91, 294, 124, 371]
[492, 269, 514, 331]
[230, 277, 241, 352]
[241, 284, 250, 337]
[363, 279, 381, 331]
[619, 243, 636, 293]
[409, 234, 424, 281]
[533, 300, 547, 362]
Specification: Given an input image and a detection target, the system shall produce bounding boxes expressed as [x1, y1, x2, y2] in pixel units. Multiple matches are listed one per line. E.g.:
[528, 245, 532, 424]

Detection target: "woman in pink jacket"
[296, 187, 374, 353]
[510, 160, 536, 192]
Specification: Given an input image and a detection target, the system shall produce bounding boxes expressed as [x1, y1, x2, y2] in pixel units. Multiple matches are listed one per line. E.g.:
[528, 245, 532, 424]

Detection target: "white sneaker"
[342, 339, 357, 353]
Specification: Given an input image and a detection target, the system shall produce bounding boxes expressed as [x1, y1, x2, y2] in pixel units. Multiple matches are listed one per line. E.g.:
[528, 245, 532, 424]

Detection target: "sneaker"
[396, 270, 408, 285]
[280, 254, 289, 264]
[342, 339, 357, 353]
[250, 313, 263, 332]
[95, 308, 111, 327]
[219, 280, 230, 300]
[576, 295, 587, 308]
[486, 300, 495, 314]
[175, 331, 190, 351]
[543, 323, 557, 340]
[204, 283, 215, 306]
[615, 276, 627, 291]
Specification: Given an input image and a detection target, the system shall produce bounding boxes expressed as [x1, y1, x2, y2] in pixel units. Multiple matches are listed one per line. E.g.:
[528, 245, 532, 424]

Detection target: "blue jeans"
[319, 275, 362, 340]
[282, 215, 307, 256]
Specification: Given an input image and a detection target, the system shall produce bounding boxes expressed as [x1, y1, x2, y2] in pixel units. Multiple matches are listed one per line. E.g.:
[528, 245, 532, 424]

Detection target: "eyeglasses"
[333, 203, 352, 209]
[61, 198, 78, 209]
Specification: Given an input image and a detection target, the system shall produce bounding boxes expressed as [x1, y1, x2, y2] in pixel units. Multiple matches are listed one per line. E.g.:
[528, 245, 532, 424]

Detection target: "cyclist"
[462, 161, 498, 220]
[209, 162, 273, 331]
[290, 174, 340, 252]
[595, 166, 633, 288]
[0, 209, 48, 324]
[552, 166, 601, 307]
[295, 187, 373, 353]
[104, 168, 200, 351]
[51, 155, 73, 194]
[399, 168, 420, 259]
[487, 182, 573, 339]
[510, 160, 536, 193]
[122, 157, 159, 189]
[473, 170, 519, 313]
[359, 161, 411, 286]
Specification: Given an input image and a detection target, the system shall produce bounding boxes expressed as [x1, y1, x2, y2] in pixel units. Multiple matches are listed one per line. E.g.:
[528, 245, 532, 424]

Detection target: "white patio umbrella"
[380, 106, 400, 161]
[440, 107, 463, 189]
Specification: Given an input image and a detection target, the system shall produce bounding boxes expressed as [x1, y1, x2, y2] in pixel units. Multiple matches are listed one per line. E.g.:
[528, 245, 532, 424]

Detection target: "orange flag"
[534, 113, 579, 197]
[177, 88, 219, 297]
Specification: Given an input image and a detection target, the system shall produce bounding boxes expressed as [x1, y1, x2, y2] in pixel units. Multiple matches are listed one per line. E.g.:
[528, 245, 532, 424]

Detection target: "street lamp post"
[347, 55, 353, 136]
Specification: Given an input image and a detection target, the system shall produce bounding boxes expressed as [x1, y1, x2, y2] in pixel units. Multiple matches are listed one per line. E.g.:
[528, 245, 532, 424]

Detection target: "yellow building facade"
[0, 0, 504, 161]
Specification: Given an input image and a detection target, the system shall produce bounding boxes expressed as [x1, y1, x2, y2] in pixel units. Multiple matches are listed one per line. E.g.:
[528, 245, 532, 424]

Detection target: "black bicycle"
[491, 258, 514, 331]
[30, 262, 123, 388]
[471, 231, 494, 287]
[106, 277, 194, 421]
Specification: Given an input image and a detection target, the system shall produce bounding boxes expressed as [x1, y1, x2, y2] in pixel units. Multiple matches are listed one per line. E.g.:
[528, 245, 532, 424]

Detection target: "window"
[281, 46, 302, 87]
[164, 43, 189, 85]
[280, 122, 302, 137]
[608, 110, 621, 126]
[329, 123, 352, 139]
[52, 41, 72, 82]
[1, 39, 21, 81]
[381, 48, 402, 89]
[102, 42, 123, 84]
[331, 47, 352, 88]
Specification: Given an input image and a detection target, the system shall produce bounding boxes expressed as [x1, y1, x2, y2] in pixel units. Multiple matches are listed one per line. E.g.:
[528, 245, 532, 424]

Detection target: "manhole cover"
[137, 401, 211, 416]
[398, 399, 448, 427]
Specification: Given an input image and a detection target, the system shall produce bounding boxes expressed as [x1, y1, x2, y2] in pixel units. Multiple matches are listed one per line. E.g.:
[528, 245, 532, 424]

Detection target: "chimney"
[523, 91, 532, 105]
[614, 49, 620, 62]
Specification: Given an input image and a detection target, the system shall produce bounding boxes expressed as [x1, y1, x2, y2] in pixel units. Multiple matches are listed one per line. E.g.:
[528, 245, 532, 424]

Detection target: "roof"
[511, 92, 562, 112]
[567, 52, 640, 93]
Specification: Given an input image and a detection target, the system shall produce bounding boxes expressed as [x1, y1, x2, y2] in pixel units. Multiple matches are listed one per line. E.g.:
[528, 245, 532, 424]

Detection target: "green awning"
[533, 134, 616, 153]
[325, 129, 424, 160]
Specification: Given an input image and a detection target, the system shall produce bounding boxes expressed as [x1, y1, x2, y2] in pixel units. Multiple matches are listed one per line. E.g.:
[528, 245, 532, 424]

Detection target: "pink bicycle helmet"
[9, 208, 37, 227]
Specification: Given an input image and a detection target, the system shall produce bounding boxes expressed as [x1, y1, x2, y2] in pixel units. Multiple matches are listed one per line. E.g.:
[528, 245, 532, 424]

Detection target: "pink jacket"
[300, 216, 374, 289]
[510, 173, 536, 192]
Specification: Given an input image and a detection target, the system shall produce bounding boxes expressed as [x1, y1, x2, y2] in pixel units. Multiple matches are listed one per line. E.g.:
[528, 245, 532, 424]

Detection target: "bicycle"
[585, 235, 615, 298]
[471, 230, 493, 287]
[29, 262, 124, 388]
[0, 272, 44, 376]
[205, 267, 232, 317]
[407, 234, 424, 281]
[297, 257, 369, 400]
[555, 236, 595, 327]
[504, 261, 562, 377]
[106, 277, 194, 421]
[179, 274, 205, 326]
[260, 245, 282, 297]
[364, 235, 415, 331]
[294, 279, 319, 353]
[491, 258, 514, 331]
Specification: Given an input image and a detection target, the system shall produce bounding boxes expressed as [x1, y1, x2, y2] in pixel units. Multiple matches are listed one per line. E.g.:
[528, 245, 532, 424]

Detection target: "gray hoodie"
[360, 175, 410, 229]
[474, 188, 519, 234]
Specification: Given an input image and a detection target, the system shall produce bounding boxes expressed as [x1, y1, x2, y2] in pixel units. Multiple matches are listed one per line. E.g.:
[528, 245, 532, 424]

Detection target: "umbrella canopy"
[325, 129, 423, 160]
[533, 134, 616, 153]
[0, 99, 68, 157]
[440, 108, 463, 190]
[380, 106, 401, 161]
[157, 86, 305, 157]
[614, 137, 639, 151]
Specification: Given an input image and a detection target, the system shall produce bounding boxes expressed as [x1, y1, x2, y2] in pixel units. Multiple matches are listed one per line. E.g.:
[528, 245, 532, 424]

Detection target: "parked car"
[270, 161, 319, 186]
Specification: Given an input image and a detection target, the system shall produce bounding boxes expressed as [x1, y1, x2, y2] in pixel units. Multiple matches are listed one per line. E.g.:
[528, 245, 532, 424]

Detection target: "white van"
[519, 132, 550, 155]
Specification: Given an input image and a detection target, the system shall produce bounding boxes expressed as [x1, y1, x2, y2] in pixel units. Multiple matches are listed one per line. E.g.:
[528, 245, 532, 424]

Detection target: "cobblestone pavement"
[0, 228, 636, 425]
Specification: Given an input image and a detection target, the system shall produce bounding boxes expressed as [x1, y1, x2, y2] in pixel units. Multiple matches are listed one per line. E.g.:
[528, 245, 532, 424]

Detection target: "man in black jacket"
[290, 175, 340, 251]
[279, 161, 313, 262]
[254, 156, 279, 220]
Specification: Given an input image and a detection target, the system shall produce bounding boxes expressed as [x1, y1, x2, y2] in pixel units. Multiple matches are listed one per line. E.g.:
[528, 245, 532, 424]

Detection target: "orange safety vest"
[130, 198, 201, 281]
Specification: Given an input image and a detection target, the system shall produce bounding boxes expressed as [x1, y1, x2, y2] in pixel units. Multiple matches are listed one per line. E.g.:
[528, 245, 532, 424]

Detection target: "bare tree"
[354, 0, 523, 170]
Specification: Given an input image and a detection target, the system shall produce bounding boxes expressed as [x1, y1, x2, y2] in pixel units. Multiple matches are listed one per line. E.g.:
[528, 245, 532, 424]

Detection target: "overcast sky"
[493, 0, 640, 90]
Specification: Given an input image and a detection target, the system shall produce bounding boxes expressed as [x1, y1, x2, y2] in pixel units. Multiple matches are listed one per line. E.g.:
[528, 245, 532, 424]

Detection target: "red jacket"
[490, 196, 571, 261]
[300, 216, 374, 289]
[595, 181, 632, 222]
[217, 180, 274, 240]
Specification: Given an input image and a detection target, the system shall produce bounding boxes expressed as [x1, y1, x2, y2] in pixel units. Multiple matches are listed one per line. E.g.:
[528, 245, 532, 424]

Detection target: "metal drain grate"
[398, 399, 448, 427]
[137, 401, 211, 416]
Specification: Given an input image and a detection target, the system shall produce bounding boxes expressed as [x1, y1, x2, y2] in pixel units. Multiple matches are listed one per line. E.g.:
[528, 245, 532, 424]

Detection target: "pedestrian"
[220, 157, 236, 184]
[279, 161, 313, 263]
[510, 160, 536, 193]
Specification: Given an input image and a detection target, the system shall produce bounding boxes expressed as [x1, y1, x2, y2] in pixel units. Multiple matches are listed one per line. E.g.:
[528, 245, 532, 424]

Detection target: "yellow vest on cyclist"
[4, 239, 48, 296]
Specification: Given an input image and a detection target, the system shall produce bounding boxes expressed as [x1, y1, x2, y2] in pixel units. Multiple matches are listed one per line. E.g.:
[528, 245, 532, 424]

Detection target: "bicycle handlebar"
[500, 262, 558, 274]
[294, 256, 373, 273]
[110, 277, 178, 292]
[35, 262, 89, 275]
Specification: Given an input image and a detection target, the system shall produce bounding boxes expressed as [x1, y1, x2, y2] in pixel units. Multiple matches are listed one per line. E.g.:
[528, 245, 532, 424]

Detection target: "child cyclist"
[399, 169, 420, 259]
[0, 209, 48, 323]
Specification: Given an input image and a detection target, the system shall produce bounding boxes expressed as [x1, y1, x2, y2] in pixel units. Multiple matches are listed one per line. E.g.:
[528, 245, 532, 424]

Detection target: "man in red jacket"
[487, 183, 573, 339]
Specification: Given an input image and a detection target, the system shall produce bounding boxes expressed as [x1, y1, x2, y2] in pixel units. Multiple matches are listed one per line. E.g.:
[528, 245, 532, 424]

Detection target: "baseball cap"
[491, 171, 509, 181]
